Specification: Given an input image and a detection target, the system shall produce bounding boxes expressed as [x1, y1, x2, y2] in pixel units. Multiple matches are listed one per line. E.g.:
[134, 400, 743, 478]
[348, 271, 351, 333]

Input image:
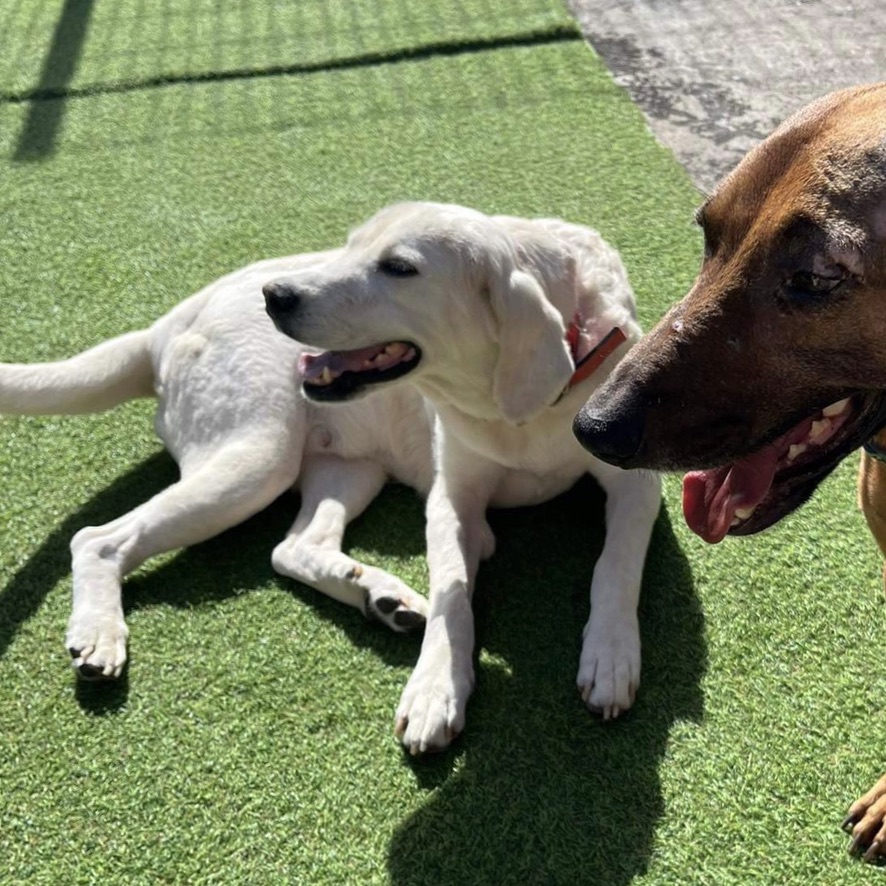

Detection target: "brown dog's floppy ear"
[489, 267, 573, 425]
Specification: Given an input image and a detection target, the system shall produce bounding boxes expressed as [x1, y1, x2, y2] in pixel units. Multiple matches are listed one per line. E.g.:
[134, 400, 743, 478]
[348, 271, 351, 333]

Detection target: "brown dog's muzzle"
[572, 382, 648, 468]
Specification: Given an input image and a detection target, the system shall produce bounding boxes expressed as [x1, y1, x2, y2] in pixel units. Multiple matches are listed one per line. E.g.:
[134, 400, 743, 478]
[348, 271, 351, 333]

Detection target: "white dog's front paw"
[394, 659, 474, 755]
[577, 613, 640, 720]
[66, 610, 129, 680]
[362, 570, 428, 634]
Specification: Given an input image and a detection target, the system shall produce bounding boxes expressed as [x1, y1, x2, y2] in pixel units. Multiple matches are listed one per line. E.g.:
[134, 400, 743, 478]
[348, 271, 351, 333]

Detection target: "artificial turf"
[0, 1, 884, 883]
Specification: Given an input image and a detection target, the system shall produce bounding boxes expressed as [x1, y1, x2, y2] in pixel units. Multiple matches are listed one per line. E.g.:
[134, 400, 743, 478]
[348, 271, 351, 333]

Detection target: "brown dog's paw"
[843, 773, 886, 863]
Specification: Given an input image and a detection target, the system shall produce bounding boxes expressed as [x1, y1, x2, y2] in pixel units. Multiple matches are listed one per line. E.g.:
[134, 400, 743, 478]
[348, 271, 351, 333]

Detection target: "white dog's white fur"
[264, 202, 661, 753]
[0, 201, 659, 753]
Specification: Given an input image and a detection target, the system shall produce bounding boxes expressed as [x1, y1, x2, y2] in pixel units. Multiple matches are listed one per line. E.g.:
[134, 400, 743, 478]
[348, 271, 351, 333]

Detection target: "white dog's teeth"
[734, 506, 755, 521]
[809, 419, 831, 442]
[385, 343, 406, 358]
[320, 367, 334, 384]
[404, 347, 416, 360]
[787, 443, 807, 462]
[822, 398, 850, 417]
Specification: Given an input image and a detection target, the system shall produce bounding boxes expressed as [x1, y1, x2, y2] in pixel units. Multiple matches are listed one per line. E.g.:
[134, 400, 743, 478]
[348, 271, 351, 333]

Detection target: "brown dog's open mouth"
[682, 396, 873, 543]
[299, 341, 421, 401]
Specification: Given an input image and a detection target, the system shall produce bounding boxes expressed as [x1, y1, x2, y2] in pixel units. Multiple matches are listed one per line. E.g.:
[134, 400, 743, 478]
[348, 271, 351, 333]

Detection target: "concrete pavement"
[568, 0, 885, 193]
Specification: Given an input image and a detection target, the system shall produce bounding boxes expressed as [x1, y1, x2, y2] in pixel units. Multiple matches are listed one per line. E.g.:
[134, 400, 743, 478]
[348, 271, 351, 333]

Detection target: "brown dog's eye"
[378, 257, 419, 278]
[782, 269, 845, 304]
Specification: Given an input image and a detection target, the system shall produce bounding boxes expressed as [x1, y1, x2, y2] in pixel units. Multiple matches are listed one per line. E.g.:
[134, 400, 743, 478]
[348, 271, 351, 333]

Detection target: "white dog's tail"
[0, 329, 154, 415]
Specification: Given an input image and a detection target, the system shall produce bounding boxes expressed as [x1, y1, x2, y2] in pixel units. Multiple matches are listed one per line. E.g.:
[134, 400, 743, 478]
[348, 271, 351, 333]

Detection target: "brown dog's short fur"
[573, 82, 886, 861]
[860, 431, 886, 560]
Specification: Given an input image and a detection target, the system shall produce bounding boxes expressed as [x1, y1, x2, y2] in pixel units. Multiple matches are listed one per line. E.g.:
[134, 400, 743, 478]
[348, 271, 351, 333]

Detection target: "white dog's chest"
[305, 390, 435, 494]
[442, 407, 589, 507]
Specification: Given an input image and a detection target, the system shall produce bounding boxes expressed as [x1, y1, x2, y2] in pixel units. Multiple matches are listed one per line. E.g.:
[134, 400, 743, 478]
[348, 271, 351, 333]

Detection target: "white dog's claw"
[577, 612, 640, 719]
[66, 614, 129, 681]
[69, 649, 120, 681]
[396, 720, 459, 756]
[75, 662, 111, 681]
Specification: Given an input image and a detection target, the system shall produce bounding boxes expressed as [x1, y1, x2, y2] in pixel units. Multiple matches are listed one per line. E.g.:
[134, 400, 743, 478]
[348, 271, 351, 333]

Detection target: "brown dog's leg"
[844, 774, 886, 862]
[858, 432, 886, 565]
[848, 434, 886, 860]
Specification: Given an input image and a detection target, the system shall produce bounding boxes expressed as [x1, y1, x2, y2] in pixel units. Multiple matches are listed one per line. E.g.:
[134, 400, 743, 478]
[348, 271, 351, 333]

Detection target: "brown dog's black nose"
[573, 399, 646, 467]
[262, 281, 300, 322]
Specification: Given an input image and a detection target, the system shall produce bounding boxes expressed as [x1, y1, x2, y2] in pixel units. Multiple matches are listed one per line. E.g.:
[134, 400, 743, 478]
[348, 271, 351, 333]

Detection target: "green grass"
[0, 1, 884, 883]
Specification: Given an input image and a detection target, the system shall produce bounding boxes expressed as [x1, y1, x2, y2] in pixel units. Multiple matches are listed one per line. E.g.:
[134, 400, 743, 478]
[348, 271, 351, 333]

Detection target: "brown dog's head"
[575, 82, 886, 543]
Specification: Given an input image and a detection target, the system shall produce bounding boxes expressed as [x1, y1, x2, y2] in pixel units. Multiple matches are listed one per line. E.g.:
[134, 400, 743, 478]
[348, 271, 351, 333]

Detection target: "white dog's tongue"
[298, 345, 387, 382]
[682, 448, 780, 544]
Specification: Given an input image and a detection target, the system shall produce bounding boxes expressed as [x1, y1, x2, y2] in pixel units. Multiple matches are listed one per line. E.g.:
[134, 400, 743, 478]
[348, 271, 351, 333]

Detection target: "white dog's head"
[264, 202, 594, 424]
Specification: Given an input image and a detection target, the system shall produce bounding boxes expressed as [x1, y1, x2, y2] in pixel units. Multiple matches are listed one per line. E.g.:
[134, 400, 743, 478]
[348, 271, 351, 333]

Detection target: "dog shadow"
[119, 475, 428, 668]
[386, 476, 705, 885]
[0, 448, 429, 715]
[0, 450, 175, 664]
[1, 451, 704, 881]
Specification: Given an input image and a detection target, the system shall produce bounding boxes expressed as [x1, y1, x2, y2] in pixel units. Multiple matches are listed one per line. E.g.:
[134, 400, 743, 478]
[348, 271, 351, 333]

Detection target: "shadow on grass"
[121, 478, 427, 671]
[0, 448, 428, 715]
[0, 450, 175, 666]
[13, 0, 97, 162]
[0, 453, 703, 882]
[387, 476, 705, 885]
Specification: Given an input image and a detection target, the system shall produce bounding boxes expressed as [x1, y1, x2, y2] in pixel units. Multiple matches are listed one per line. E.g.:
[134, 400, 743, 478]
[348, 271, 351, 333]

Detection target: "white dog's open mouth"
[299, 341, 421, 401]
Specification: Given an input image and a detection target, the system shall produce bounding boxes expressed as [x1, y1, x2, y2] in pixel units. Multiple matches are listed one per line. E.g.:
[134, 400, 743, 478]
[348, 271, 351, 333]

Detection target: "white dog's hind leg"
[577, 465, 661, 718]
[271, 455, 428, 632]
[67, 435, 299, 679]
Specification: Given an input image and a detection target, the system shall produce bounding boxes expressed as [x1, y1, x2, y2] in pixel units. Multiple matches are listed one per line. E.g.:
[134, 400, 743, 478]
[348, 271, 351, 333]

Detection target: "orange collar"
[564, 323, 627, 391]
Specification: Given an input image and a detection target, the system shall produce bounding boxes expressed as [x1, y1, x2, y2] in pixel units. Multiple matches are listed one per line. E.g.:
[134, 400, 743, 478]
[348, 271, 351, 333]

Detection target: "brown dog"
[573, 82, 886, 861]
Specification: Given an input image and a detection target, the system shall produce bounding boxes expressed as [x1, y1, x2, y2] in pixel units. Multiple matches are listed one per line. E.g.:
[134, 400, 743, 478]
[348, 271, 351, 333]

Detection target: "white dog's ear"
[489, 267, 573, 425]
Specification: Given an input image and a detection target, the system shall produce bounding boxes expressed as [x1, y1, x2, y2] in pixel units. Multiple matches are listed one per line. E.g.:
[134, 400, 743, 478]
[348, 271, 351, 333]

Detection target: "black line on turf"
[5, 26, 581, 108]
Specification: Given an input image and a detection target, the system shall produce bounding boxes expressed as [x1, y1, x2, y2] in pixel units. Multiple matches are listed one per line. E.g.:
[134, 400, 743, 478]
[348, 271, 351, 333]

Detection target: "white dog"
[0, 202, 659, 754]
[264, 202, 661, 754]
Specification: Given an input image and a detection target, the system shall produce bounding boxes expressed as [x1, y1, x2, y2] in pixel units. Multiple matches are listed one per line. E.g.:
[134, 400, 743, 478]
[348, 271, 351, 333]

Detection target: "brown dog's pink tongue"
[682, 448, 780, 543]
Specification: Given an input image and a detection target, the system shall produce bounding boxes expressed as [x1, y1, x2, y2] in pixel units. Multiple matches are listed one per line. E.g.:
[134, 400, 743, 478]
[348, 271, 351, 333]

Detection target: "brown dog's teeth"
[787, 443, 808, 462]
[809, 419, 831, 442]
[822, 398, 850, 417]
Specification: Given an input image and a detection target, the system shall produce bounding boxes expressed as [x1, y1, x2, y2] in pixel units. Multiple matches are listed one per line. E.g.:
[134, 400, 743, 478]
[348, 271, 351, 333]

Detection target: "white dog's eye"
[377, 257, 419, 277]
